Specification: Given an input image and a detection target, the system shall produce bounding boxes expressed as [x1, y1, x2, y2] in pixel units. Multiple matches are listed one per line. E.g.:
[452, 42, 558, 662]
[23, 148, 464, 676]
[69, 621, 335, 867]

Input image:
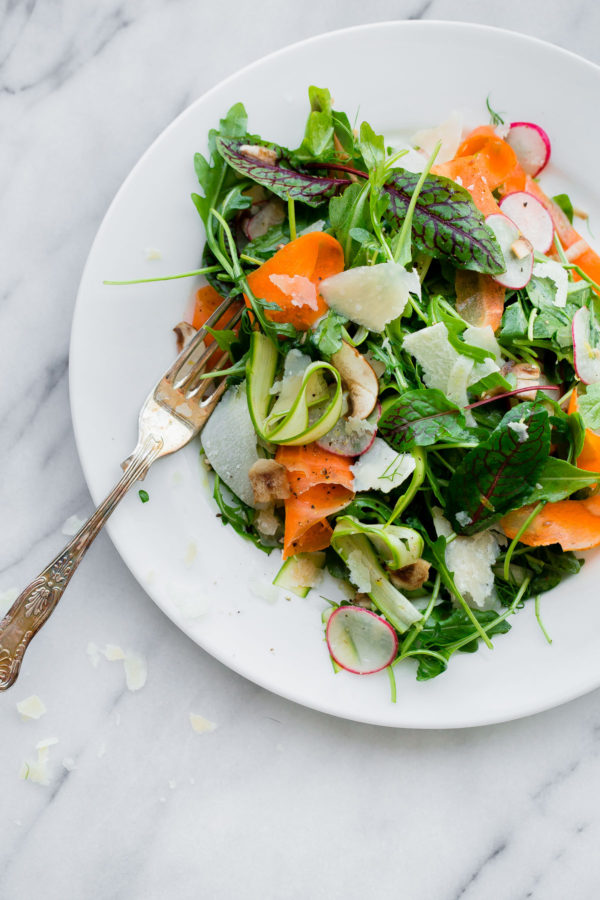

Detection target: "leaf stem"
[387, 448, 426, 525]
[103, 265, 221, 286]
[288, 196, 297, 241]
[502, 501, 545, 581]
[535, 594, 553, 644]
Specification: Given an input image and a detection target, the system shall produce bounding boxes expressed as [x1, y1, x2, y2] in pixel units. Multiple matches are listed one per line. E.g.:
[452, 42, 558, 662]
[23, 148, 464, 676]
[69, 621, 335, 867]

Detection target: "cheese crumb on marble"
[124, 652, 147, 691]
[144, 247, 162, 260]
[86, 642, 102, 668]
[61, 514, 86, 536]
[190, 713, 217, 734]
[16, 695, 47, 720]
[19, 738, 59, 786]
[102, 644, 125, 661]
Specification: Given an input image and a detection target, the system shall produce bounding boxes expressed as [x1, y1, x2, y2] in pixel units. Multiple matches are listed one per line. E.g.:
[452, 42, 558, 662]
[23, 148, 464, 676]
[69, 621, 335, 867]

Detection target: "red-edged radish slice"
[485, 213, 534, 289]
[326, 606, 398, 675]
[499, 191, 554, 253]
[316, 404, 380, 457]
[506, 122, 551, 177]
[573, 307, 600, 384]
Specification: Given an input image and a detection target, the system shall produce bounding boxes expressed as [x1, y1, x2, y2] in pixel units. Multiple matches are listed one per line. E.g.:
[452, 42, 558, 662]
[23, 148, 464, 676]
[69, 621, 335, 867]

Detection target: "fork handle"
[0, 436, 163, 690]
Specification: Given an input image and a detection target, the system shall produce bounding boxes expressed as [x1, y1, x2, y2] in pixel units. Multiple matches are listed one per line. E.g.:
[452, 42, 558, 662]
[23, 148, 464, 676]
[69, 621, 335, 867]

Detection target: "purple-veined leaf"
[445, 403, 551, 534]
[384, 170, 505, 274]
[216, 137, 347, 206]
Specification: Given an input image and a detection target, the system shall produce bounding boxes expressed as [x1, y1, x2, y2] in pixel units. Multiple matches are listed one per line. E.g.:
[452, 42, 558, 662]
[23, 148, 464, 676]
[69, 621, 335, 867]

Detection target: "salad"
[113, 88, 600, 688]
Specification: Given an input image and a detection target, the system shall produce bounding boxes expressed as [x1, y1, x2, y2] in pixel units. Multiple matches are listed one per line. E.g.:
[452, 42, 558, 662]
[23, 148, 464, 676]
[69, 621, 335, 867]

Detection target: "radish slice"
[485, 213, 534, 289]
[573, 307, 600, 384]
[506, 122, 551, 177]
[326, 606, 398, 674]
[316, 404, 380, 457]
[499, 192, 554, 253]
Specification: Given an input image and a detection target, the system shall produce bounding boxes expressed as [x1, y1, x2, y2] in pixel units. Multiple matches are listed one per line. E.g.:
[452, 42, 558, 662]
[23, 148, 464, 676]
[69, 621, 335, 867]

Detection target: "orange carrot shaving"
[433, 156, 500, 217]
[501, 496, 600, 551]
[281, 484, 354, 559]
[455, 269, 506, 332]
[191, 285, 242, 344]
[245, 232, 344, 331]
[276, 444, 355, 495]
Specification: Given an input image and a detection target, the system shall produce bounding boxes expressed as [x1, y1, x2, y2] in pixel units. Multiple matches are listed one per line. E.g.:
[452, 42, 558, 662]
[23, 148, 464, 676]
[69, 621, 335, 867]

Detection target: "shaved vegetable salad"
[111, 88, 600, 688]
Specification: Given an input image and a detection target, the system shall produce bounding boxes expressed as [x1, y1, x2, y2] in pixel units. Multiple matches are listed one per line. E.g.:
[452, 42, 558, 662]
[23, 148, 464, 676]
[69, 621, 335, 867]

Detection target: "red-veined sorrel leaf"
[445, 403, 551, 534]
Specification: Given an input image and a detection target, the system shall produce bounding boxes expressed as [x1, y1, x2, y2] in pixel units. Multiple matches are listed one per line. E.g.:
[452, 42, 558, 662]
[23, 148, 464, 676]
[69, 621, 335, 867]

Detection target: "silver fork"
[0, 294, 242, 690]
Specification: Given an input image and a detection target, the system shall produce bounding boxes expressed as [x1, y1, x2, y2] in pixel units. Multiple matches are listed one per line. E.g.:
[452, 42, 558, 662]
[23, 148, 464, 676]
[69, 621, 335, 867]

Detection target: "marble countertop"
[2, 2, 600, 898]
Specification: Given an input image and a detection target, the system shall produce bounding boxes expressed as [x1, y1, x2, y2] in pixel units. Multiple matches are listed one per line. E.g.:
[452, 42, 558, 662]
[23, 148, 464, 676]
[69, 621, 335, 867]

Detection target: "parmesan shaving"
[61, 514, 85, 536]
[16, 695, 47, 720]
[190, 713, 217, 734]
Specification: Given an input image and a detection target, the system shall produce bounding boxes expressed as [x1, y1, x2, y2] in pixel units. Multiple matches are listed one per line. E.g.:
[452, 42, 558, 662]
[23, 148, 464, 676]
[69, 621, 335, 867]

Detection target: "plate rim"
[69, 19, 600, 729]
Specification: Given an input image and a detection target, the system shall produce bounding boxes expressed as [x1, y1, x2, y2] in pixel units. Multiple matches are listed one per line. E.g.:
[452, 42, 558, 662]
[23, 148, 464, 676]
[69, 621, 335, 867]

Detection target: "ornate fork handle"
[0, 437, 163, 690]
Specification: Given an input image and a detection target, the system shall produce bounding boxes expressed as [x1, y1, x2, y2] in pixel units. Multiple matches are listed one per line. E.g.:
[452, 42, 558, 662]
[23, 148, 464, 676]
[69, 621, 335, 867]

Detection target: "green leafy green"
[311, 310, 347, 357]
[553, 193, 574, 224]
[383, 169, 505, 274]
[213, 475, 274, 554]
[216, 137, 345, 206]
[445, 403, 551, 533]
[295, 86, 334, 160]
[193, 103, 248, 228]
[577, 384, 600, 431]
[138, 489, 149, 503]
[329, 181, 371, 265]
[379, 389, 478, 451]
[524, 457, 600, 504]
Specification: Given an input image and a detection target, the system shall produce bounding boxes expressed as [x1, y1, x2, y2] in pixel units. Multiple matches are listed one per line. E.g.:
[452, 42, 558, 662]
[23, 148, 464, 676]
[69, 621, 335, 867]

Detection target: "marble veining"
[2, 1, 600, 898]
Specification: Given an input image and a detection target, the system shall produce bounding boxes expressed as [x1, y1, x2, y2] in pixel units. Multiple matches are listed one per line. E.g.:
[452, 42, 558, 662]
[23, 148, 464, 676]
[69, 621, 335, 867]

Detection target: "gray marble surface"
[2, 2, 600, 898]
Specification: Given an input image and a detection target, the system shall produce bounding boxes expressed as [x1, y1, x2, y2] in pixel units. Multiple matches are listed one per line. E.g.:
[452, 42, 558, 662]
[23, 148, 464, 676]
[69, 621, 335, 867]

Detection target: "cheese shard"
[16, 695, 47, 720]
[320, 263, 420, 332]
[190, 713, 217, 734]
[124, 652, 147, 692]
[433, 510, 501, 610]
[201, 382, 260, 508]
[351, 438, 416, 494]
[412, 111, 463, 165]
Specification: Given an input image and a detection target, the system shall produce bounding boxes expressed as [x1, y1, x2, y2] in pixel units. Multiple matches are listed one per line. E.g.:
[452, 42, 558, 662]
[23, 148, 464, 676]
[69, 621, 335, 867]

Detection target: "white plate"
[70, 22, 600, 728]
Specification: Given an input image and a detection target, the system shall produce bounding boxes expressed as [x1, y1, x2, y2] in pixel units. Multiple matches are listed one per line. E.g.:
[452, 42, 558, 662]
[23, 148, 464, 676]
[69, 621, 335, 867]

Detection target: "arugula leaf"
[553, 193, 574, 224]
[329, 181, 371, 265]
[311, 310, 347, 357]
[295, 86, 334, 161]
[379, 389, 478, 451]
[445, 403, 551, 533]
[524, 457, 600, 504]
[417, 606, 511, 654]
[577, 383, 600, 431]
[332, 110, 357, 157]
[383, 169, 505, 274]
[193, 103, 248, 227]
[216, 137, 345, 206]
[213, 475, 274, 554]
[499, 299, 529, 341]
[358, 121, 385, 172]
[468, 371, 514, 398]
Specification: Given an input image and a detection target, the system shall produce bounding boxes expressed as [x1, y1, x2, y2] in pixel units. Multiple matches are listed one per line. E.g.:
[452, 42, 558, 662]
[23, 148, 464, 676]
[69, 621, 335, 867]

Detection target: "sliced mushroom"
[389, 559, 431, 591]
[503, 361, 551, 400]
[173, 321, 198, 353]
[255, 506, 281, 537]
[242, 199, 286, 242]
[248, 459, 291, 505]
[240, 144, 278, 165]
[330, 340, 378, 420]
